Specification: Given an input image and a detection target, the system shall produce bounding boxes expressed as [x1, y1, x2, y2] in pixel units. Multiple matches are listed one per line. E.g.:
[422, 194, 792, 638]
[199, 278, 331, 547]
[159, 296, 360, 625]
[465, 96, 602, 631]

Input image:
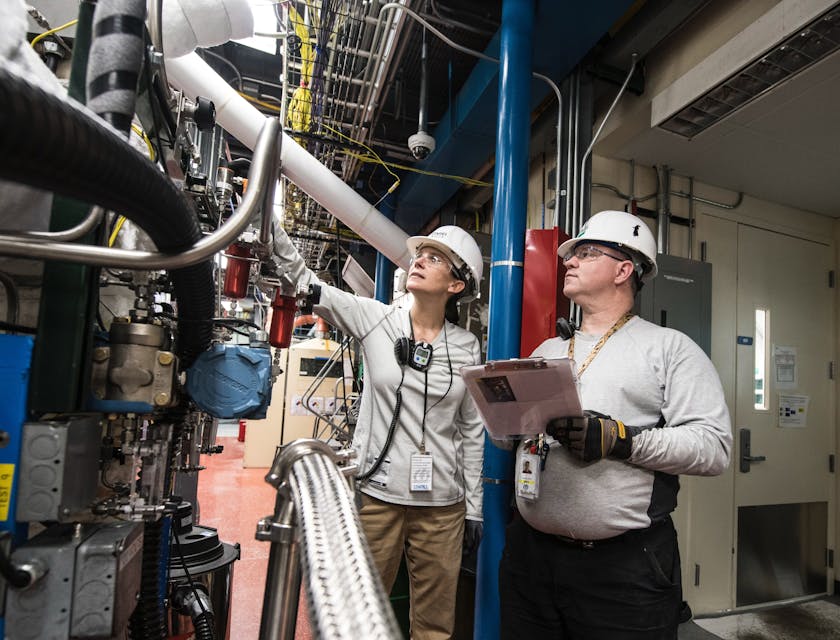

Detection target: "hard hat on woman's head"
[557, 210, 658, 279]
[406, 225, 483, 301]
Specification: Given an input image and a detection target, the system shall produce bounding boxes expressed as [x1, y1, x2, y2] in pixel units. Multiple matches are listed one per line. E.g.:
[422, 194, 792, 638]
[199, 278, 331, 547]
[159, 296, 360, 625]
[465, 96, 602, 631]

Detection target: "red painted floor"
[197, 437, 312, 640]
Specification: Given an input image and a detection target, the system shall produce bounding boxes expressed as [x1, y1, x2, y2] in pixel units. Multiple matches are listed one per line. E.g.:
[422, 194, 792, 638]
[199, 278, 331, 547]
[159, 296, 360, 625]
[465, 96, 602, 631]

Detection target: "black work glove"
[463, 519, 483, 557]
[547, 412, 634, 462]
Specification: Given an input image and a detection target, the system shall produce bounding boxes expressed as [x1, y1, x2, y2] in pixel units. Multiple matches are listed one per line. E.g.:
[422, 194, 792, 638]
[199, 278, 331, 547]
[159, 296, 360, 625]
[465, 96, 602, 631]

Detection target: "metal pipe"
[688, 177, 694, 259]
[578, 53, 638, 225]
[418, 25, 429, 133]
[0, 119, 281, 269]
[671, 189, 744, 210]
[656, 164, 670, 254]
[478, 2, 534, 638]
[147, 0, 170, 103]
[259, 132, 282, 247]
[257, 490, 300, 640]
[591, 182, 657, 203]
[2, 206, 105, 242]
[563, 75, 575, 236]
[0, 270, 19, 325]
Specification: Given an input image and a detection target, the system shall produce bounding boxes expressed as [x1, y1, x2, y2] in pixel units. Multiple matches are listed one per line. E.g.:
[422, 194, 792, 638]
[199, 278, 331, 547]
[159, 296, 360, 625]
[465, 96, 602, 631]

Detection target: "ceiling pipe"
[167, 52, 412, 270]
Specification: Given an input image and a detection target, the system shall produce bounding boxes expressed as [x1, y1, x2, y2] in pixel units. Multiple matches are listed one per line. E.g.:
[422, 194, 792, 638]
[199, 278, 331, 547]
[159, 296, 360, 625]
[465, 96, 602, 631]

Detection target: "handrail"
[0, 119, 282, 269]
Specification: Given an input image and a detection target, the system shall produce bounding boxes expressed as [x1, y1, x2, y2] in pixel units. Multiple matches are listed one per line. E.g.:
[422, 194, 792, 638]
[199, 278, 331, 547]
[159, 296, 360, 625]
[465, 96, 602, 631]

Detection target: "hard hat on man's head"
[557, 210, 658, 279]
[406, 225, 483, 301]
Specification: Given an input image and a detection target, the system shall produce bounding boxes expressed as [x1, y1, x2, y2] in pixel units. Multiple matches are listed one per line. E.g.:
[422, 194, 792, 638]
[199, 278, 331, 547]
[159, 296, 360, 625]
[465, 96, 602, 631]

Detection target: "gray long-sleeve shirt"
[517, 315, 732, 539]
[271, 224, 484, 519]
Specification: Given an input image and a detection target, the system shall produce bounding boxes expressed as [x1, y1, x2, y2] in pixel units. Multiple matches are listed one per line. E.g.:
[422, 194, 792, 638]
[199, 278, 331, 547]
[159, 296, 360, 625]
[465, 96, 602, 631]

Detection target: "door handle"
[739, 428, 766, 472]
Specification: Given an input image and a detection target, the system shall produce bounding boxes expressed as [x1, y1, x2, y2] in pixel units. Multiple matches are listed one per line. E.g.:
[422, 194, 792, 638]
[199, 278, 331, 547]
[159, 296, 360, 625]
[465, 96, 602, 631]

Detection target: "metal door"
[734, 224, 835, 606]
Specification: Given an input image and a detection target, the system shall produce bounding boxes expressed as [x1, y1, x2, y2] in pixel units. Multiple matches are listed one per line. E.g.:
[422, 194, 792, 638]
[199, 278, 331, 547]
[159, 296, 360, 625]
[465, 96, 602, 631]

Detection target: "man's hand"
[547, 414, 633, 462]
[463, 519, 483, 556]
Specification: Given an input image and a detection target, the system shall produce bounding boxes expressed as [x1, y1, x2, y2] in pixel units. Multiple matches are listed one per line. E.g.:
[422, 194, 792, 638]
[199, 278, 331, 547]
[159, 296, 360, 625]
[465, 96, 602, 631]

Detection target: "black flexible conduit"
[0, 67, 213, 367]
[128, 519, 167, 640]
[86, 0, 146, 135]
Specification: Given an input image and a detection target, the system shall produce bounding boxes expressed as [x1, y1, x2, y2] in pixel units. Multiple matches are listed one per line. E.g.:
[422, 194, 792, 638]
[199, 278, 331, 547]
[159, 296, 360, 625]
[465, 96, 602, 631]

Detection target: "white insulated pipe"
[166, 53, 412, 270]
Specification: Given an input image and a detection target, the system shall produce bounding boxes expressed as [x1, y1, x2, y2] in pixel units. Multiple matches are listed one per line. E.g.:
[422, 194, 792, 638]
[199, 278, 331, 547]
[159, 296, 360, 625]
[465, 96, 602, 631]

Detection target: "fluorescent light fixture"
[342, 255, 375, 298]
[658, 3, 840, 138]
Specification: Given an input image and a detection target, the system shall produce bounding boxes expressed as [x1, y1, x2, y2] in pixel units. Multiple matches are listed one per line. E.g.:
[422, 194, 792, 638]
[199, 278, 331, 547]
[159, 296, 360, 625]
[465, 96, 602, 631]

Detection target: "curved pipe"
[0, 117, 281, 270]
[579, 53, 638, 226]
[0, 271, 19, 326]
[3, 206, 105, 242]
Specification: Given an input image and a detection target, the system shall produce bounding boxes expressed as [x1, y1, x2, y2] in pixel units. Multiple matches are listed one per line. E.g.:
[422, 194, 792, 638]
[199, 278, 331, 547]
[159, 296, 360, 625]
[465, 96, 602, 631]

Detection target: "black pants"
[499, 515, 683, 640]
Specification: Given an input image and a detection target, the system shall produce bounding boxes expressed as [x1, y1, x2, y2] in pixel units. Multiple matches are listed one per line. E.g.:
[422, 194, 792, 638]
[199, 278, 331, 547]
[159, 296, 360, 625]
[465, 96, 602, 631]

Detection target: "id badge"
[410, 452, 433, 492]
[515, 452, 540, 500]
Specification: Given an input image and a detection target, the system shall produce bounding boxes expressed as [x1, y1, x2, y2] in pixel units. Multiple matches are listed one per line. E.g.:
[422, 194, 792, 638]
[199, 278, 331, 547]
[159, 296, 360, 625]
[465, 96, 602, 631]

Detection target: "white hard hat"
[558, 210, 658, 279]
[406, 225, 483, 301]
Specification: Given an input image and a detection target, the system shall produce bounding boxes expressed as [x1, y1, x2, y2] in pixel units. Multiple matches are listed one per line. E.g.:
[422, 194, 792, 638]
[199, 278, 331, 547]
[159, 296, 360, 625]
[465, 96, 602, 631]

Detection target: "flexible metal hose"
[289, 452, 401, 640]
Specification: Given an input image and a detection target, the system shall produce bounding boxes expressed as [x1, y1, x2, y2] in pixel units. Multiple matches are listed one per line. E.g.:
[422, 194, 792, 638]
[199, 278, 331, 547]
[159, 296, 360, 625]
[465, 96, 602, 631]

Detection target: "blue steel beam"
[474, 1, 533, 639]
[393, 0, 636, 234]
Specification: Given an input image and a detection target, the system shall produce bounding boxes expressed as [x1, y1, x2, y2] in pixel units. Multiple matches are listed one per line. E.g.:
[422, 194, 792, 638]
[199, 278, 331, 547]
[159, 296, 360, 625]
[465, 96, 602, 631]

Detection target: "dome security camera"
[408, 131, 436, 160]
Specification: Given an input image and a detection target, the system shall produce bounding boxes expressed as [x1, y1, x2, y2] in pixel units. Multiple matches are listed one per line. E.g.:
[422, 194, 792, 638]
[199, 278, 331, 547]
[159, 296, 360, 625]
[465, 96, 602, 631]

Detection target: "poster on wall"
[773, 345, 797, 390]
[778, 393, 808, 428]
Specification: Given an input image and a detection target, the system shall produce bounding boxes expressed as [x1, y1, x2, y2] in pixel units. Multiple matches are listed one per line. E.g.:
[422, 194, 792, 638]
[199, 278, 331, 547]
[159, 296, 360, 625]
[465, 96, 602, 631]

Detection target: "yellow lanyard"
[568, 312, 633, 377]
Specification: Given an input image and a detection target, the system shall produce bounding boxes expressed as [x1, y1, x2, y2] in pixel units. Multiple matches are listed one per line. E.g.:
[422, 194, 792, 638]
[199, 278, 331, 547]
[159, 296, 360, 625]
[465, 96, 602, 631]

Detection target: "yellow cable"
[239, 92, 284, 113]
[109, 216, 127, 247]
[321, 123, 401, 189]
[30, 19, 78, 49]
[130, 124, 155, 160]
[346, 151, 492, 187]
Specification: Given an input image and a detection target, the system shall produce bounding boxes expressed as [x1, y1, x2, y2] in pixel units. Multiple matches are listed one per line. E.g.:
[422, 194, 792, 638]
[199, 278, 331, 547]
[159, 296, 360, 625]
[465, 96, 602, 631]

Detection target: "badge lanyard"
[568, 312, 633, 377]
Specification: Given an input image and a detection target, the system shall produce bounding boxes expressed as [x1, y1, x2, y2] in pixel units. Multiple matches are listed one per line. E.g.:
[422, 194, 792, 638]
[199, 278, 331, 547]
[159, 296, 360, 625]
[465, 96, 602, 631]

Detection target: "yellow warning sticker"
[0, 464, 15, 521]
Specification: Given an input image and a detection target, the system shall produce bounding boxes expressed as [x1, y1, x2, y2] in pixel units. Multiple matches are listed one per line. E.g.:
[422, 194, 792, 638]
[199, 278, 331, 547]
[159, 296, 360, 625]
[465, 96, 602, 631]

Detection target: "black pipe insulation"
[86, 0, 147, 136]
[0, 66, 213, 367]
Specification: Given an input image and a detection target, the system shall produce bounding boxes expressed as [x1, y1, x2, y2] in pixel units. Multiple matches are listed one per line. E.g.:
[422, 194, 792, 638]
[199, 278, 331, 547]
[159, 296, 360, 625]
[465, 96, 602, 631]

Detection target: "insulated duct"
[166, 53, 413, 270]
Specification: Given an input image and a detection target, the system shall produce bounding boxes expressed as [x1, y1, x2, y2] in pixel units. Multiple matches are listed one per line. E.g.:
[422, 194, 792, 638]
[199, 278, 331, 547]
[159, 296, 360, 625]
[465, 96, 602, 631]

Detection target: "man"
[499, 210, 732, 639]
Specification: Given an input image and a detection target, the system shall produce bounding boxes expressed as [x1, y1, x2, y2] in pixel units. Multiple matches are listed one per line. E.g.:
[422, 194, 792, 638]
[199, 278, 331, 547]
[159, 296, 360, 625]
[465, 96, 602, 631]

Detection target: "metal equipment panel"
[736, 502, 827, 606]
[635, 253, 712, 356]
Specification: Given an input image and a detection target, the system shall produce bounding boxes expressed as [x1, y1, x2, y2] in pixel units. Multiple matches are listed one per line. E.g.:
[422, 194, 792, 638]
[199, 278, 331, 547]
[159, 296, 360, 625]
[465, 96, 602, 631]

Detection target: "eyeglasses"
[410, 250, 453, 270]
[562, 244, 628, 264]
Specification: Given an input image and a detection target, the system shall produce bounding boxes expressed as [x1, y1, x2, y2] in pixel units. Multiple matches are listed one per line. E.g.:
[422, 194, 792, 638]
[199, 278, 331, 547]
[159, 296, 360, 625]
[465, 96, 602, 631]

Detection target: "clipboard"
[460, 357, 583, 438]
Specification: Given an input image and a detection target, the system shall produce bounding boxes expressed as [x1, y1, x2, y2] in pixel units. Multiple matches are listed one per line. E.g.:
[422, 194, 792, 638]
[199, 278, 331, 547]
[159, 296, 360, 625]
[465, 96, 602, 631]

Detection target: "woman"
[271, 222, 485, 640]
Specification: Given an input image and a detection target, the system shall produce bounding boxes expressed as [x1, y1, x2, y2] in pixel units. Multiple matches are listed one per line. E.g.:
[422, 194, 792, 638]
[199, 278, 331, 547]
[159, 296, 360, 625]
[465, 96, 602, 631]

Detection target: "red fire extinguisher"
[269, 288, 297, 348]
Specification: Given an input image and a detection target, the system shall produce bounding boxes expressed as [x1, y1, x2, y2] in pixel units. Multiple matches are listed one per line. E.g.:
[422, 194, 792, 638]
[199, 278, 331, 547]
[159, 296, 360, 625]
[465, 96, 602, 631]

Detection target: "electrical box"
[634, 254, 712, 356]
[6, 522, 143, 640]
[16, 416, 101, 522]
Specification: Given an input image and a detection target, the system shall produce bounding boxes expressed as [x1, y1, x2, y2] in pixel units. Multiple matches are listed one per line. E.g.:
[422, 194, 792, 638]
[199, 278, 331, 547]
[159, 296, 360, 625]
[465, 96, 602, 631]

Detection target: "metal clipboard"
[460, 357, 583, 439]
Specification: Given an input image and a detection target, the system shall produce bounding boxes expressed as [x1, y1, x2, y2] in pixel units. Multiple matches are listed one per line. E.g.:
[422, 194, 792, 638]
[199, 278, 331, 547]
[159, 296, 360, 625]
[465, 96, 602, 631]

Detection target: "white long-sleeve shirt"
[517, 316, 732, 539]
[272, 224, 484, 519]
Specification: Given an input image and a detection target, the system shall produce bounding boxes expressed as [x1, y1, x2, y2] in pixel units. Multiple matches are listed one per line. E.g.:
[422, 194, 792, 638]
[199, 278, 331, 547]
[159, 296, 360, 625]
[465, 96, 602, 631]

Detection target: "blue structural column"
[475, 1, 534, 638]
[374, 208, 396, 303]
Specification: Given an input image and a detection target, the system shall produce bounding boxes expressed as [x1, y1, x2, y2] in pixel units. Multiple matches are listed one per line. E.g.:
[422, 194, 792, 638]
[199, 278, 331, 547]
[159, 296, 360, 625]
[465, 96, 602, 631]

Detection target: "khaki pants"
[360, 495, 465, 640]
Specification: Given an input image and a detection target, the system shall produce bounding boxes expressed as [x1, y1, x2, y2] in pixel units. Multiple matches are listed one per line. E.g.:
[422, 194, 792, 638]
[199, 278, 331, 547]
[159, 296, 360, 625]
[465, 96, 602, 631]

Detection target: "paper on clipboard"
[460, 357, 583, 438]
